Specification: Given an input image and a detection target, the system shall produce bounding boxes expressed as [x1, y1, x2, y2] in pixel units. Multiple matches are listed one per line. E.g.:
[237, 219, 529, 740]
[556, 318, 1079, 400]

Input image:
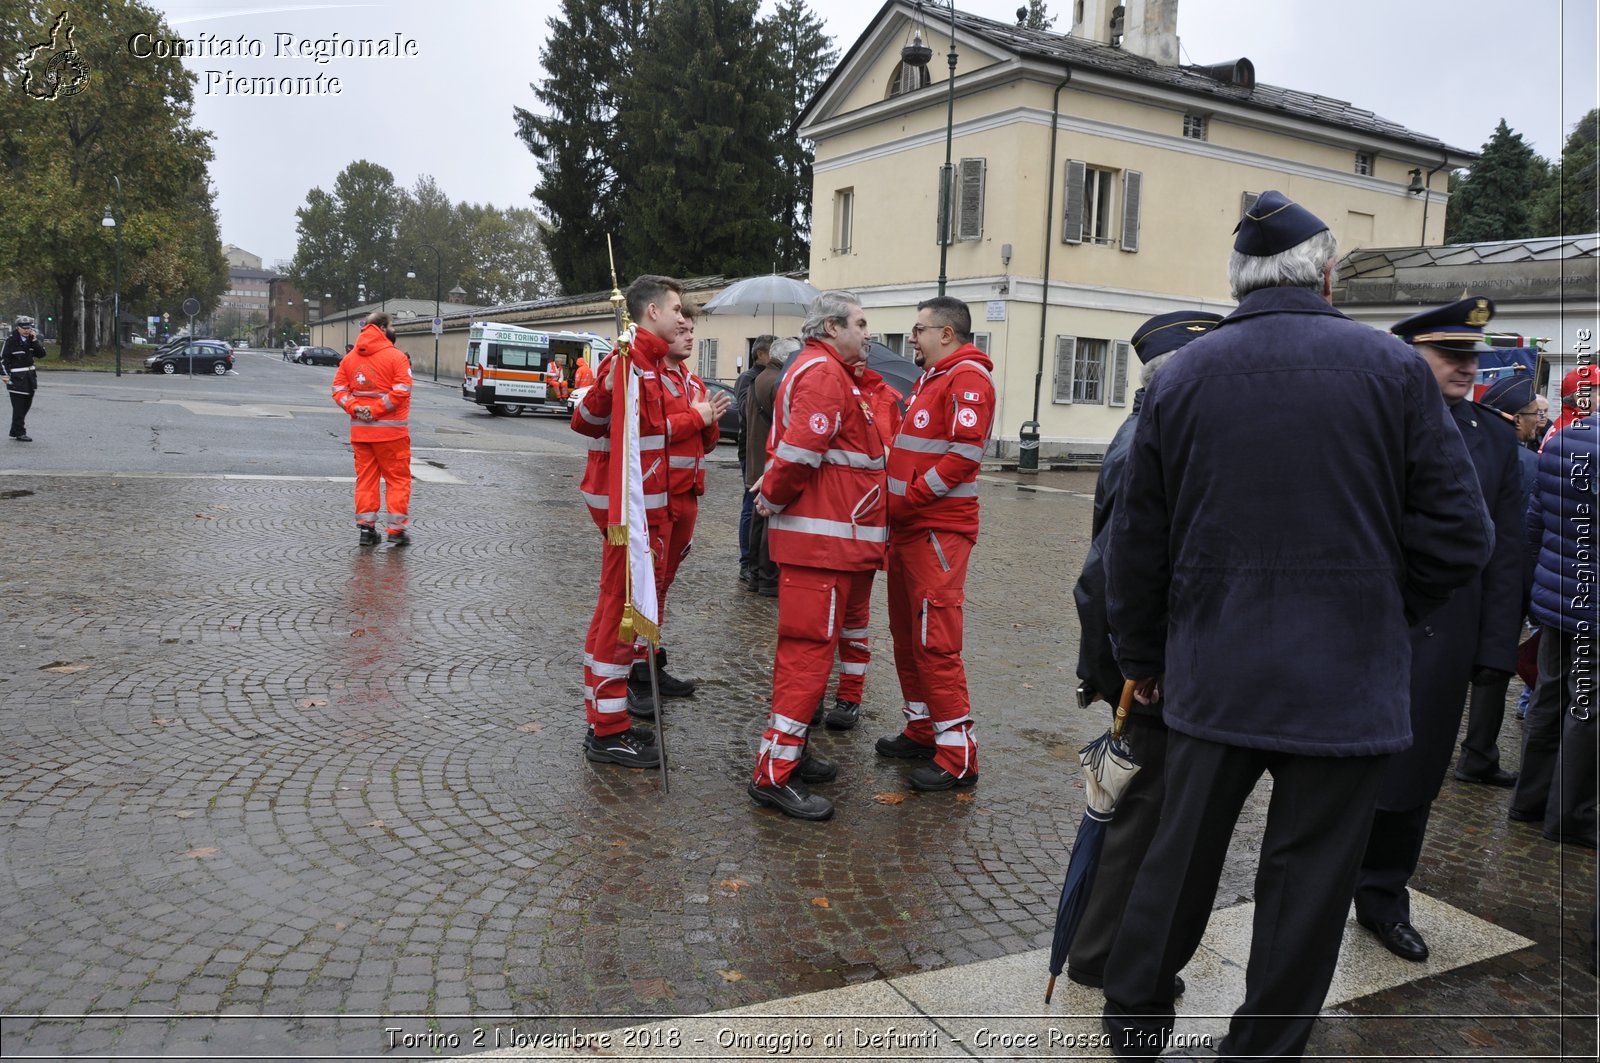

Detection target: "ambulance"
[461, 322, 612, 416]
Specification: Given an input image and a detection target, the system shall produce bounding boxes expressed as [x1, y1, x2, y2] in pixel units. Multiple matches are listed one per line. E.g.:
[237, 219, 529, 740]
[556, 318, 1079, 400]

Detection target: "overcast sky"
[141, 0, 1596, 269]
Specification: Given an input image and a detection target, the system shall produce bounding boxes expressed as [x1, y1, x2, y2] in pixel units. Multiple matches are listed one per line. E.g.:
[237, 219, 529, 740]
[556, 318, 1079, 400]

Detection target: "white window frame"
[972, 332, 990, 353]
[1082, 167, 1115, 245]
[1354, 151, 1374, 176]
[698, 337, 719, 380]
[1183, 113, 1208, 140]
[1073, 338, 1108, 404]
[881, 333, 906, 357]
[833, 188, 854, 254]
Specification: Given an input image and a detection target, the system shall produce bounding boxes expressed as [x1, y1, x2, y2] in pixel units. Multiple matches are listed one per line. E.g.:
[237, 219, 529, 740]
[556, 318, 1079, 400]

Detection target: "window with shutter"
[1109, 340, 1131, 406]
[833, 189, 854, 254]
[957, 158, 985, 241]
[1240, 191, 1259, 220]
[1073, 339, 1107, 403]
[935, 165, 956, 245]
[1120, 170, 1142, 252]
[882, 333, 905, 357]
[1062, 160, 1086, 244]
[699, 338, 718, 380]
[1053, 336, 1077, 404]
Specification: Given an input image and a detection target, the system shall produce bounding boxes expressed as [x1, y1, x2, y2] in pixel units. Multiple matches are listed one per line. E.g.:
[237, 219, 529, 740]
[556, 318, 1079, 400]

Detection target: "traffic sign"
[181, 297, 200, 317]
[431, 317, 443, 336]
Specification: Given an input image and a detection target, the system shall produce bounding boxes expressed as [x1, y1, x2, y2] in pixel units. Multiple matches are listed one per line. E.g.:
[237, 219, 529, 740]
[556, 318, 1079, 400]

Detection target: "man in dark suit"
[1100, 191, 1493, 1061]
[1352, 297, 1525, 963]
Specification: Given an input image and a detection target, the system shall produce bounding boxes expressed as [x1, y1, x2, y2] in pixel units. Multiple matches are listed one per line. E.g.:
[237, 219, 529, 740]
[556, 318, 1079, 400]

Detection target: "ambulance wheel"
[501, 404, 523, 417]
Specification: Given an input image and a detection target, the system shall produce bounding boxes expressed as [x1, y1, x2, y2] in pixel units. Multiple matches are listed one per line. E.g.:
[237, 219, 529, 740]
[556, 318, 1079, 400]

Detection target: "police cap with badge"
[1130, 311, 1225, 361]
[1390, 296, 1495, 356]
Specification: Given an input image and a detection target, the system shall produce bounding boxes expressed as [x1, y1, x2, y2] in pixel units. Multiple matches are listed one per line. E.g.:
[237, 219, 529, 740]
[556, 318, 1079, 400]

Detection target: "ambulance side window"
[499, 346, 533, 369]
[465, 343, 480, 368]
[486, 343, 502, 368]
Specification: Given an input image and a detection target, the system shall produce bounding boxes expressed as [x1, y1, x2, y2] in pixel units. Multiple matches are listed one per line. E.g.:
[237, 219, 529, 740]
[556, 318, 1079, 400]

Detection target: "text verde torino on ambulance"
[462, 322, 611, 417]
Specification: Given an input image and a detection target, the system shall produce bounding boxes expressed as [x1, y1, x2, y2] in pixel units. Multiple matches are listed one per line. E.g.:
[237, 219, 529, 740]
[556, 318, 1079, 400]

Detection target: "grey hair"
[768, 336, 802, 367]
[1227, 229, 1339, 300]
[1140, 351, 1176, 389]
[801, 290, 861, 341]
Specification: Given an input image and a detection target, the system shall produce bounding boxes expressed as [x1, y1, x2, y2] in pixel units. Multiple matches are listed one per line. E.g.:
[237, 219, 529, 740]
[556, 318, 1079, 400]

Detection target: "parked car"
[145, 340, 234, 376]
[130, 334, 149, 345]
[702, 379, 742, 444]
[294, 346, 341, 366]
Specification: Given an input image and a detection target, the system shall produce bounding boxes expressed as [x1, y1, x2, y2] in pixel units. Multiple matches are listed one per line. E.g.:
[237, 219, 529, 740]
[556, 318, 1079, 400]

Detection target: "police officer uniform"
[3, 317, 46, 441]
[1352, 298, 1523, 963]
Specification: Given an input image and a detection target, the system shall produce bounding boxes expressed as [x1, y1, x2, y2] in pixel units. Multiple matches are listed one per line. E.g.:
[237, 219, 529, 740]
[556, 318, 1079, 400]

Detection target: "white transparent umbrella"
[703, 275, 821, 330]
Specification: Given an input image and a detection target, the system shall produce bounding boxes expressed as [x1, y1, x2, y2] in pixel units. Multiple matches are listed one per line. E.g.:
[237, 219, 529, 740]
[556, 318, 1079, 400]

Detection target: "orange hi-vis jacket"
[886, 343, 995, 538]
[661, 358, 719, 497]
[759, 339, 889, 571]
[332, 324, 413, 442]
[571, 327, 672, 528]
[574, 357, 596, 389]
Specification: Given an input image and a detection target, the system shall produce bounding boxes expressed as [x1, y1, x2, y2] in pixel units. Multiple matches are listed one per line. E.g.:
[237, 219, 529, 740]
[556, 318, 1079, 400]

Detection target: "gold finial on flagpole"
[607, 235, 628, 337]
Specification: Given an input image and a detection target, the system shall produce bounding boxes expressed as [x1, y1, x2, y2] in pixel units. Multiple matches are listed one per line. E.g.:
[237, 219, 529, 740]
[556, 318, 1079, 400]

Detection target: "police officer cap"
[13, 315, 35, 328]
[1390, 296, 1494, 355]
[1130, 311, 1224, 362]
[1232, 190, 1329, 256]
[1479, 373, 1535, 414]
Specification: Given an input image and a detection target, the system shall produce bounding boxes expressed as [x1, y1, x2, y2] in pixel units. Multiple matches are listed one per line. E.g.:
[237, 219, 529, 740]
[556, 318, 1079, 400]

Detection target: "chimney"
[1122, 0, 1180, 65]
[1070, 0, 1120, 46]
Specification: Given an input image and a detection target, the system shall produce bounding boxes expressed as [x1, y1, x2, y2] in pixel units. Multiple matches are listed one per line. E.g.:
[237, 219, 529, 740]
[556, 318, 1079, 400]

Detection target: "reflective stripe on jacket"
[571, 328, 672, 526]
[760, 340, 888, 570]
[886, 345, 995, 537]
[332, 324, 412, 442]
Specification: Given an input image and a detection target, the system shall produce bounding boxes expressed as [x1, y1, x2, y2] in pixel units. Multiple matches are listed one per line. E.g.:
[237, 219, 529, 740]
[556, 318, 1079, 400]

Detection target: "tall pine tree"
[514, 0, 650, 293]
[1445, 119, 1550, 244]
[761, 1, 837, 271]
[1531, 109, 1599, 238]
[616, 0, 786, 279]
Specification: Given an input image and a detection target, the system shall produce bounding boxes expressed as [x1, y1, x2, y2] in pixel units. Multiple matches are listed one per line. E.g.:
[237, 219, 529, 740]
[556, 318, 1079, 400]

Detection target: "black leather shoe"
[908, 764, 978, 791]
[625, 684, 662, 719]
[756, 583, 778, 598]
[358, 526, 380, 546]
[1508, 806, 1543, 823]
[631, 652, 696, 698]
[583, 725, 655, 747]
[1067, 969, 1184, 996]
[748, 779, 834, 820]
[798, 752, 838, 784]
[584, 730, 661, 768]
[825, 698, 861, 730]
[1454, 767, 1518, 787]
[386, 530, 411, 547]
[875, 733, 936, 759]
[13, 434, 31, 442]
[1358, 917, 1429, 962]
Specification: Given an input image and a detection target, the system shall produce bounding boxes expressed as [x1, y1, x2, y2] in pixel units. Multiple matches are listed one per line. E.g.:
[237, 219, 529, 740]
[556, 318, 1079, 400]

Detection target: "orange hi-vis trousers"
[353, 438, 411, 534]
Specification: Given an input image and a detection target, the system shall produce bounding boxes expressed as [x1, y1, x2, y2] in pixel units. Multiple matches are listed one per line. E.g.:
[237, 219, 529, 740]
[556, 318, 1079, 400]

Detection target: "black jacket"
[1105, 286, 1493, 756]
[2, 331, 46, 394]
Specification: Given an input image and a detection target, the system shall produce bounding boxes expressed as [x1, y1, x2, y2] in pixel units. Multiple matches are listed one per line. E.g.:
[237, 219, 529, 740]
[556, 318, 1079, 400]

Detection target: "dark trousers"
[738, 486, 755, 571]
[1068, 717, 1168, 981]
[9, 389, 32, 436]
[1102, 732, 1387, 1062]
[1456, 672, 1512, 776]
[1354, 803, 1431, 923]
[1512, 625, 1598, 846]
[748, 508, 777, 591]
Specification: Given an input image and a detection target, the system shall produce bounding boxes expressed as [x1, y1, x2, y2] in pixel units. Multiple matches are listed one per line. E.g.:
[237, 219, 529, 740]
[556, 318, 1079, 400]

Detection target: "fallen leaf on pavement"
[718, 878, 748, 892]
[611, 840, 627, 847]
[954, 792, 975, 802]
[152, 718, 173, 727]
[872, 792, 907, 805]
[183, 847, 218, 859]
[174, 810, 195, 819]
[1022, 683, 1035, 689]
[717, 970, 744, 982]
[810, 896, 830, 908]
[518, 722, 544, 733]
[299, 698, 329, 708]
[366, 820, 386, 828]
[194, 513, 213, 520]
[40, 661, 90, 673]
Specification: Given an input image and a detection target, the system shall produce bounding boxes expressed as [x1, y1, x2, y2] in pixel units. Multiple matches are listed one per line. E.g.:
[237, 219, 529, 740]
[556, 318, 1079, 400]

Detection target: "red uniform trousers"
[352, 437, 411, 533]
[887, 528, 978, 777]
[583, 510, 671, 737]
[753, 565, 877, 785]
[830, 571, 874, 702]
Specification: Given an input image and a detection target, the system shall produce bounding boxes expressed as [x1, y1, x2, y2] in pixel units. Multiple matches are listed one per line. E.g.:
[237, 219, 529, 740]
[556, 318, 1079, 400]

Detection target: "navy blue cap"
[1130, 311, 1224, 362]
[1480, 372, 1536, 414]
[1390, 296, 1495, 355]
[1233, 190, 1330, 255]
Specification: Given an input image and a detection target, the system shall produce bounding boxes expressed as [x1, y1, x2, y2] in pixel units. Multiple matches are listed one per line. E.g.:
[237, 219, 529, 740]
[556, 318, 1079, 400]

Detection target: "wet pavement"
[0, 354, 1593, 1060]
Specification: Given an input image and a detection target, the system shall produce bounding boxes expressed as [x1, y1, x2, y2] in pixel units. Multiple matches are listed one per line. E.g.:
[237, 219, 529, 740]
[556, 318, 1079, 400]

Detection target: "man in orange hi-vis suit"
[332, 311, 414, 547]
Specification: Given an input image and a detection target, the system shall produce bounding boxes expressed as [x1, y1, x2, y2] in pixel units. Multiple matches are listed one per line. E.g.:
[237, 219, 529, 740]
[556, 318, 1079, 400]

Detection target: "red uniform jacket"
[332, 323, 413, 442]
[887, 344, 994, 538]
[571, 327, 672, 528]
[760, 339, 888, 571]
[661, 359, 719, 497]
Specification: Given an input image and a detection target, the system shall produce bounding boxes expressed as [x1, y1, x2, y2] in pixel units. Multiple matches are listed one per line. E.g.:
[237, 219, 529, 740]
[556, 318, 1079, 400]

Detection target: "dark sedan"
[703, 379, 742, 444]
[145, 341, 234, 376]
[295, 346, 341, 366]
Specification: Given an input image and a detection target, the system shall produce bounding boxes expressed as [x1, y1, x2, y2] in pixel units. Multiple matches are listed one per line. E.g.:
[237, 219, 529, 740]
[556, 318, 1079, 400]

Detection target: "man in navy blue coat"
[1100, 191, 1493, 1062]
[1352, 298, 1525, 964]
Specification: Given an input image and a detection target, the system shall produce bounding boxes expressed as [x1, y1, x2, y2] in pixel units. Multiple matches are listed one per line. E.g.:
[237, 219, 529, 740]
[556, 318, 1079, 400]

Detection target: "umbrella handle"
[1111, 679, 1136, 740]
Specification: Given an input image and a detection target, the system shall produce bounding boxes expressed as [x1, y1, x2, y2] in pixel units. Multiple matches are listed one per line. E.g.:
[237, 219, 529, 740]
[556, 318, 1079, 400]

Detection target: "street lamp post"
[100, 175, 124, 376]
[413, 243, 443, 381]
[934, 0, 957, 296]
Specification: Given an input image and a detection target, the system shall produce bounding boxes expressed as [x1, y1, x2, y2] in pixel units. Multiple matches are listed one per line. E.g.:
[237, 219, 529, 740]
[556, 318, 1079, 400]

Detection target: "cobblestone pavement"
[0, 365, 1593, 1060]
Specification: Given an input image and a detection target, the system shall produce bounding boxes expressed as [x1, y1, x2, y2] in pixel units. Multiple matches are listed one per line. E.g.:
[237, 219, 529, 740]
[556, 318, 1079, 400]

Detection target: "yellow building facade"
[802, 1, 1475, 455]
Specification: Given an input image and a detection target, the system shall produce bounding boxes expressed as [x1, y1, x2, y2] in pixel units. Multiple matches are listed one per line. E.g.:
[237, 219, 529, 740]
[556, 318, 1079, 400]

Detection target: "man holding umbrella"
[1100, 191, 1492, 1061]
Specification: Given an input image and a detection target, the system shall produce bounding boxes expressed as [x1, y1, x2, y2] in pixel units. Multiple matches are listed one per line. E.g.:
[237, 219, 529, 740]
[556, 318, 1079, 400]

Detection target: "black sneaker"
[825, 698, 861, 730]
[747, 779, 834, 820]
[908, 764, 978, 791]
[584, 730, 661, 768]
[386, 530, 411, 547]
[13, 434, 31, 442]
[625, 684, 661, 720]
[358, 525, 380, 546]
[583, 725, 656, 748]
[798, 752, 838, 784]
[875, 733, 936, 759]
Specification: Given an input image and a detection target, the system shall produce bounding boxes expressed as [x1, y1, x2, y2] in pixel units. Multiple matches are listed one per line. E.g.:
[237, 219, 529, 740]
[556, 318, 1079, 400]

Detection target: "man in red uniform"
[750, 291, 889, 821]
[627, 302, 728, 712]
[876, 296, 995, 790]
[331, 311, 414, 546]
[570, 275, 687, 769]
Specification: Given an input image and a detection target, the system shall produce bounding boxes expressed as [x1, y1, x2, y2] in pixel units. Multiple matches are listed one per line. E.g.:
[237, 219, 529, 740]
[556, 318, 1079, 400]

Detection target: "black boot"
[748, 778, 834, 820]
[630, 649, 696, 698]
[358, 525, 380, 546]
[825, 698, 861, 730]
